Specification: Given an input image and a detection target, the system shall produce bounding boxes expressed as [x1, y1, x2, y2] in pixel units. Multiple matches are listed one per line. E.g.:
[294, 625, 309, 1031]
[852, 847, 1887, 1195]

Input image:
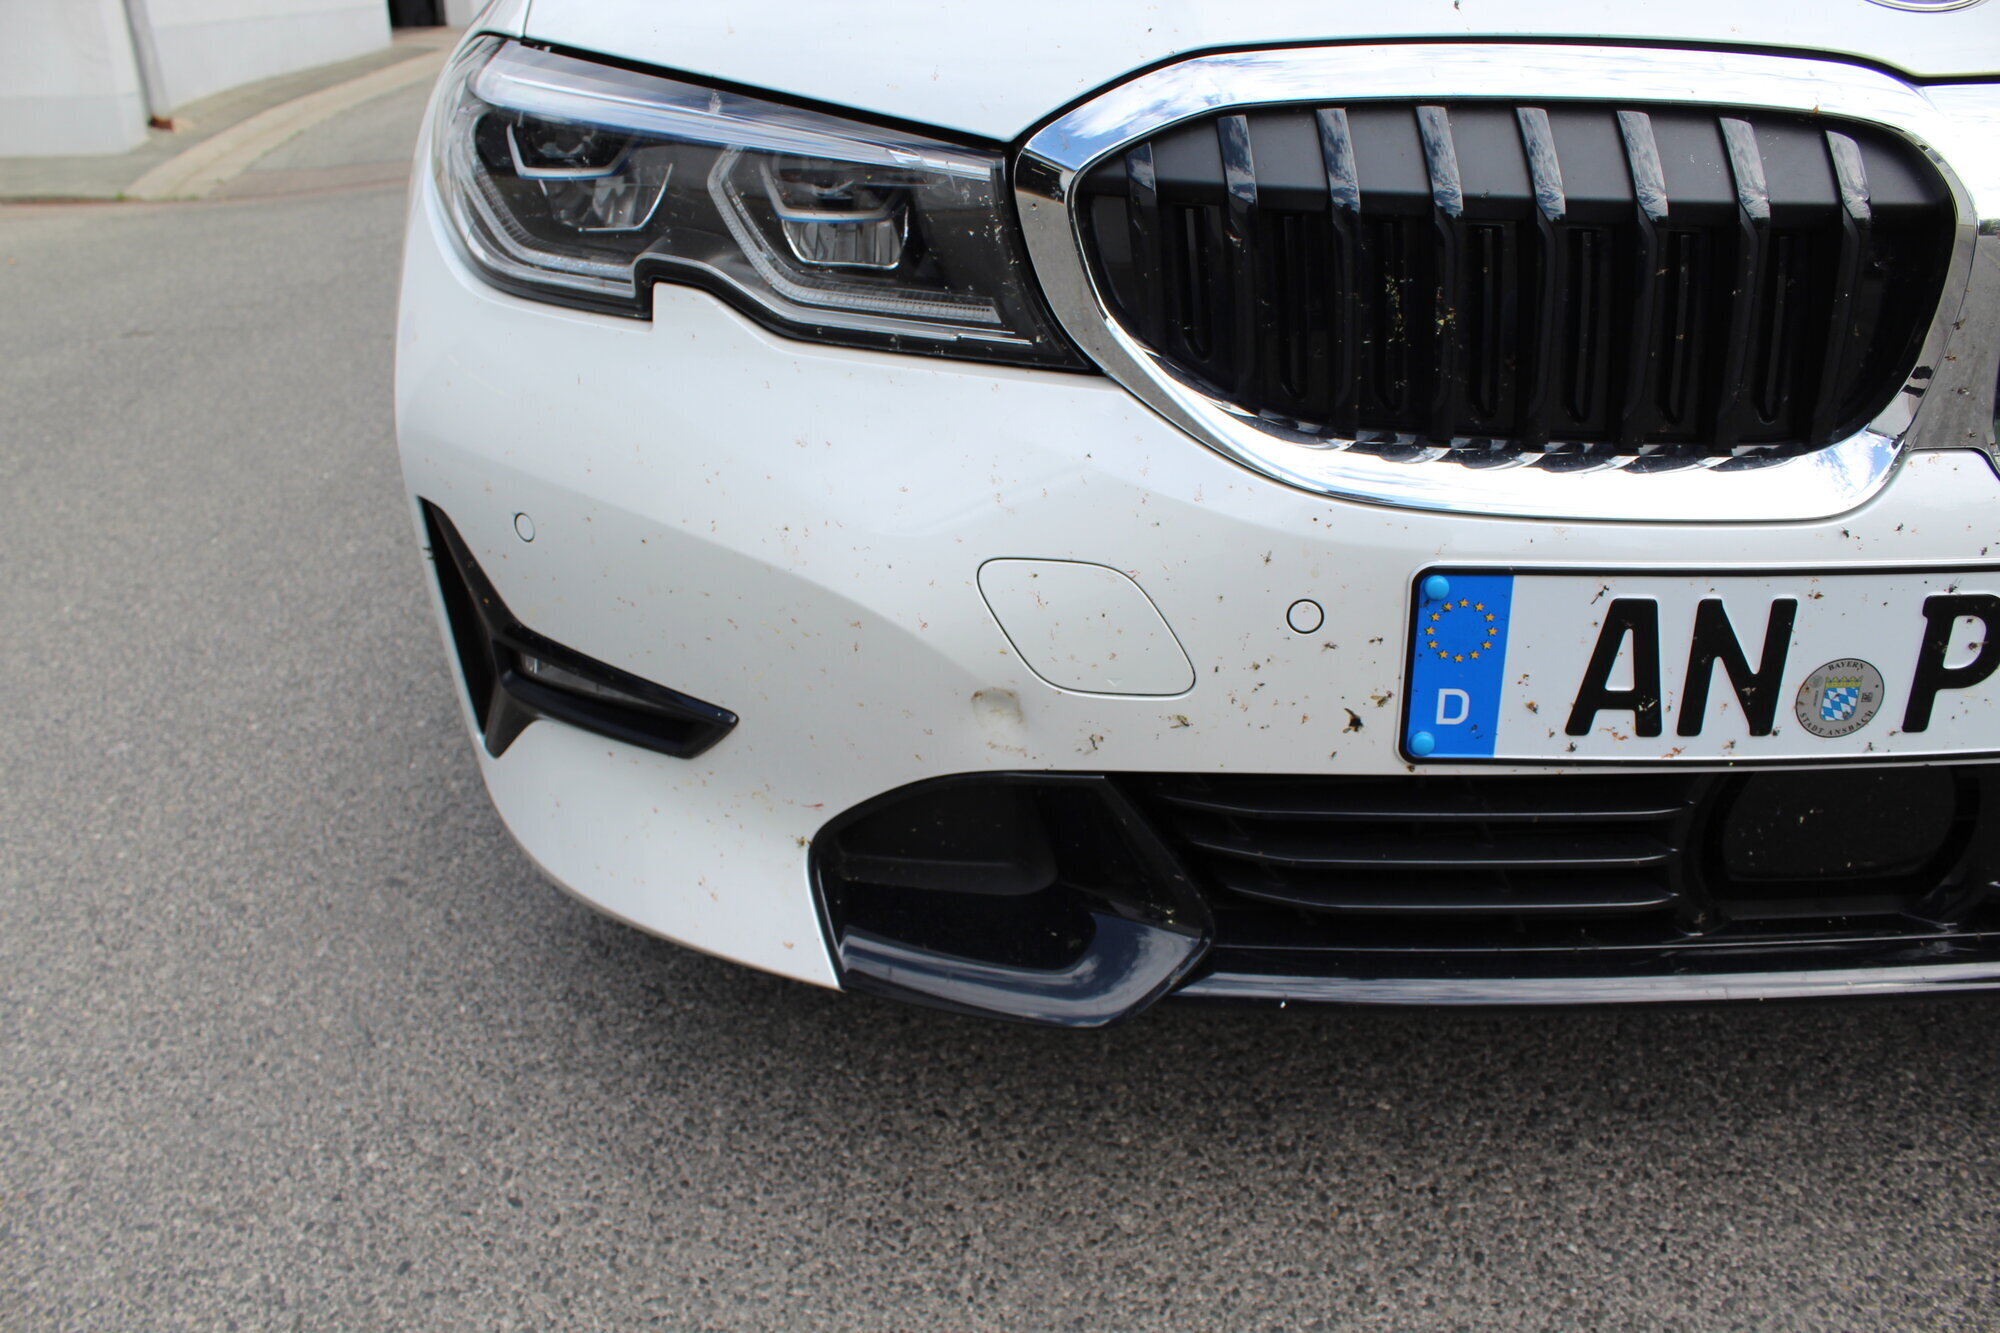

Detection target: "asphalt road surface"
[5, 150, 2000, 1333]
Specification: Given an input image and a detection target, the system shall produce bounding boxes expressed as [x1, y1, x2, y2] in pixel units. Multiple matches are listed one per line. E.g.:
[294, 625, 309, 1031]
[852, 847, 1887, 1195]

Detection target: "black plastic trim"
[840, 911, 1205, 1028]
[420, 499, 738, 760]
[814, 773, 1212, 1027]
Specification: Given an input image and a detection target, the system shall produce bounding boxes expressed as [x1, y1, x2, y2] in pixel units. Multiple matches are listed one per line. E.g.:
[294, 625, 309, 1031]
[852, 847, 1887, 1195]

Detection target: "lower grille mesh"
[1139, 768, 1990, 953]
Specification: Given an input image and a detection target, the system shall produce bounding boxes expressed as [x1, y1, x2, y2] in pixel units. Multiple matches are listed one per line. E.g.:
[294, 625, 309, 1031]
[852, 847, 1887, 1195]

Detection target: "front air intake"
[814, 769, 2000, 1020]
[1072, 102, 1954, 466]
[421, 501, 738, 760]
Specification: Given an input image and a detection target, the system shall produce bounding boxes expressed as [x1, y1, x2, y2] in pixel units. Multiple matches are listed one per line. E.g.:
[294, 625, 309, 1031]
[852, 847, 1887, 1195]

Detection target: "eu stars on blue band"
[1405, 573, 1514, 759]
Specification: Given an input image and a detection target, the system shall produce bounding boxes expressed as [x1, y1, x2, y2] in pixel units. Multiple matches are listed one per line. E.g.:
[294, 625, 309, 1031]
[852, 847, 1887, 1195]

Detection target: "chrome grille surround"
[1016, 44, 1996, 522]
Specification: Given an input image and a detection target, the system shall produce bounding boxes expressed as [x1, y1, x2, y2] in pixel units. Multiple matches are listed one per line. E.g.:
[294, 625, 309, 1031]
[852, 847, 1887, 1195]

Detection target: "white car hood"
[517, 0, 2000, 141]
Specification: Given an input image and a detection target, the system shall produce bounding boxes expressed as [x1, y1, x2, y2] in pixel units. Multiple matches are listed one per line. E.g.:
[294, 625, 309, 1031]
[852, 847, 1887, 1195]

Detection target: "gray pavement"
[4, 93, 2000, 1333]
[0, 29, 451, 203]
[213, 82, 432, 201]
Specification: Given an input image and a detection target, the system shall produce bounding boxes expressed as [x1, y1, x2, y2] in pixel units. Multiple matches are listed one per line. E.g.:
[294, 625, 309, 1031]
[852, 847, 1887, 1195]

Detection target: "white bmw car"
[397, 0, 2000, 1024]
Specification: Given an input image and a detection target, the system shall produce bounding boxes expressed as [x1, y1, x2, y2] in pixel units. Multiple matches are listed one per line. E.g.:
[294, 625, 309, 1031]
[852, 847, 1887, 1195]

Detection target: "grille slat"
[1757, 231, 1802, 427]
[1122, 144, 1166, 351]
[1659, 229, 1707, 434]
[1517, 109, 1565, 449]
[1618, 112, 1667, 450]
[1217, 114, 1262, 410]
[1155, 781, 1692, 823]
[1620, 217, 1665, 450]
[1180, 826, 1676, 871]
[1076, 100, 1953, 463]
[1429, 210, 1463, 441]
[1317, 108, 1365, 439]
[1714, 117, 1772, 450]
[1811, 131, 1871, 445]
[1207, 862, 1677, 916]
[1565, 228, 1608, 428]
[1417, 106, 1466, 443]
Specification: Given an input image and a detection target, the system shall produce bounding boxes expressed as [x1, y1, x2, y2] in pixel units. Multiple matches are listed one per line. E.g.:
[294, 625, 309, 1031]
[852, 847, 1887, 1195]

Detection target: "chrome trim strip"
[1928, 231, 2000, 458]
[1924, 83, 2000, 234]
[1178, 959, 2000, 1006]
[1866, 0, 1989, 11]
[1016, 42, 1992, 522]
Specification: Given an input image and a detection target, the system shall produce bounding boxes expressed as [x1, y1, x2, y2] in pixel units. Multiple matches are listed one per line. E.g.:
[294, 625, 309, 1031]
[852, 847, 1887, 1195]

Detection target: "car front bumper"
[397, 165, 2000, 1019]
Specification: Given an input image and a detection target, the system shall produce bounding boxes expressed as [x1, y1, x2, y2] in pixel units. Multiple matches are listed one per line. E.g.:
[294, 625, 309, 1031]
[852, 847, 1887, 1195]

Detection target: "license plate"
[1402, 567, 2000, 763]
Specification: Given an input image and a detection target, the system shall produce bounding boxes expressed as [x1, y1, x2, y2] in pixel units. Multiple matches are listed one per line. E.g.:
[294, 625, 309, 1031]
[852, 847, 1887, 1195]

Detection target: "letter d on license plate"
[1402, 567, 2000, 763]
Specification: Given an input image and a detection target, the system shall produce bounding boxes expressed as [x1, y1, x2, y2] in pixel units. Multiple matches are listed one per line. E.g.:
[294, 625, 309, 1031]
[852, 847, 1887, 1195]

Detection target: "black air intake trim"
[421, 500, 737, 760]
[813, 768, 2000, 1022]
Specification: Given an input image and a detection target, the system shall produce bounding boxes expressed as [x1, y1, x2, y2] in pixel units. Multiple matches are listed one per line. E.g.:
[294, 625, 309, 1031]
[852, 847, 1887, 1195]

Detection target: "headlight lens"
[430, 38, 1081, 366]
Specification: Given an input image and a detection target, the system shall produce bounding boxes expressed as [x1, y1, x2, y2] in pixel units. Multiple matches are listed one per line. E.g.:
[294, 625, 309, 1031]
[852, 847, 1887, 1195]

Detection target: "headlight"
[429, 37, 1082, 367]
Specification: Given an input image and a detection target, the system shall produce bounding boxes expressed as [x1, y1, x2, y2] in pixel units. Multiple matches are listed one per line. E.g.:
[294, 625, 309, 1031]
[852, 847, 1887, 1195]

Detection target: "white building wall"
[0, 0, 150, 156]
[126, 0, 391, 113]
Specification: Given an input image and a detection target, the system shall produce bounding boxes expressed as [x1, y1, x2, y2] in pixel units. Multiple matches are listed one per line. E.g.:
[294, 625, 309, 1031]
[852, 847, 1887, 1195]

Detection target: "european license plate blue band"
[1405, 574, 1515, 759]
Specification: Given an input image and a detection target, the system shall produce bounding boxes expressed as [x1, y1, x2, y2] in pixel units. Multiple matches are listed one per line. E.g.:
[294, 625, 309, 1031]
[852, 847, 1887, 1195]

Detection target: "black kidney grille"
[1076, 103, 1955, 463]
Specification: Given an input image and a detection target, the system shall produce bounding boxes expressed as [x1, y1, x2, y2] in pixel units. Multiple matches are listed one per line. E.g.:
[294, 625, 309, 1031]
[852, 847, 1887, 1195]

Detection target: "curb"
[126, 47, 450, 201]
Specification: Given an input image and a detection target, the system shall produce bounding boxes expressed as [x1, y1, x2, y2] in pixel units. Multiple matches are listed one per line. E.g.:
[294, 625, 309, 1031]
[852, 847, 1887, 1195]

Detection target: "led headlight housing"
[430, 38, 1082, 366]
